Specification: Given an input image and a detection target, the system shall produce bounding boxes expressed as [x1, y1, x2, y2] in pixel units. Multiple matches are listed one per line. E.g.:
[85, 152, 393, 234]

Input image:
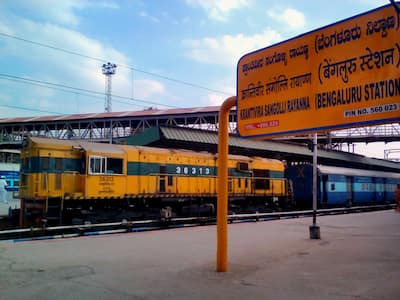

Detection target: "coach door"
[374, 177, 384, 203]
[346, 176, 353, 207]
[322, 175, 328, 204]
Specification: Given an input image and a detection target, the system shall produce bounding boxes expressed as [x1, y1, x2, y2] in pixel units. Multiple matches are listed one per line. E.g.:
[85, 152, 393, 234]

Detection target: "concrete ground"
[0, 210, 399, 300]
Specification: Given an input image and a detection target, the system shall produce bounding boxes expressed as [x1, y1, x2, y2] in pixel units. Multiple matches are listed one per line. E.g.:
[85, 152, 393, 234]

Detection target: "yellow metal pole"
[217, 96, 236, 272]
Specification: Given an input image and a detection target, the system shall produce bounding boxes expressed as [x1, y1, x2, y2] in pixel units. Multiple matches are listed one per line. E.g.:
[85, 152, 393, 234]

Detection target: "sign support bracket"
[216, 96, 236, 272]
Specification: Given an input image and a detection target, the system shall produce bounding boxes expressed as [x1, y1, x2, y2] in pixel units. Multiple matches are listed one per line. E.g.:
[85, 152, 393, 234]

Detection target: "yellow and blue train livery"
[19, 137, 290, 226]
[285, 164, 400, 208]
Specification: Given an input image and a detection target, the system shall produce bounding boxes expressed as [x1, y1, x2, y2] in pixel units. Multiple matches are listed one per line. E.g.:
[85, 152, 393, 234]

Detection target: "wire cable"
[0, 73, 178, 108]
[0, 76, 158, 109]
[0, 31, 231, 96]
[0, 104, 63, 115]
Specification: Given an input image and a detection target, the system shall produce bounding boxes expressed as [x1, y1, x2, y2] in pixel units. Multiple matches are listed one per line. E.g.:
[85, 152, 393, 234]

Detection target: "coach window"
[331, 183, 335, 191]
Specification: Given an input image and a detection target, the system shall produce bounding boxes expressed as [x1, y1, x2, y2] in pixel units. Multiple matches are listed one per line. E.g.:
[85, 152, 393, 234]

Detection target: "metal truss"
[0, 110, 238, 142]
[332, 123, 400, 139]
[0, 108, 397, 147]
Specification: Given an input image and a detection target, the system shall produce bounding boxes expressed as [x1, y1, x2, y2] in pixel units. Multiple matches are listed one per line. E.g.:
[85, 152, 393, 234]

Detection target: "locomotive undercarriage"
[20, 195, 290, 227]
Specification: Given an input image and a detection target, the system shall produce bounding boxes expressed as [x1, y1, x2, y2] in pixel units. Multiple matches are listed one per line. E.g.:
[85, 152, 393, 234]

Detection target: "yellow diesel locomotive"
[19, 137, 290, 226]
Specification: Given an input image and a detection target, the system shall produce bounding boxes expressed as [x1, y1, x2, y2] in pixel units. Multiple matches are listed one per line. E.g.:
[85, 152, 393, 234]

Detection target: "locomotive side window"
[237, 162, 249, 172]
[107, 158, 123, 174]
[90, 156, 105, 174]
[89, 156, 123, 175]
[41, 157, 49, 171]
[55, 158, 63, 171]
[160, 165, 167, 174]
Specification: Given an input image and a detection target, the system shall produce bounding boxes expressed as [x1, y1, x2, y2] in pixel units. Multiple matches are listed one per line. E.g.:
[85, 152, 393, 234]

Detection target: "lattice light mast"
[102, 62, 117, 112]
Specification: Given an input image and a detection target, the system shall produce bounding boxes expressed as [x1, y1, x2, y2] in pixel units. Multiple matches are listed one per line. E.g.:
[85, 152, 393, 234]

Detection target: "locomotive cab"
[80, 142, 127, 199]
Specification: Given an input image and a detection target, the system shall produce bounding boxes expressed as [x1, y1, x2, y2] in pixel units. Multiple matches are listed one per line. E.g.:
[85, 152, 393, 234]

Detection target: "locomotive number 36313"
[175, 166, 211, 175]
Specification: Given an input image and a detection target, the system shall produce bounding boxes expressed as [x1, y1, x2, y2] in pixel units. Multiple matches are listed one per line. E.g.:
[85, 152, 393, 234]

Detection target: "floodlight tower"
[102, 62, 117, 112]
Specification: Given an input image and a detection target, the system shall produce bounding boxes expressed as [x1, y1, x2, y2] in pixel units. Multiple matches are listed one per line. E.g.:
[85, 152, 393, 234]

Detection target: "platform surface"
[0, 210, 399, 300]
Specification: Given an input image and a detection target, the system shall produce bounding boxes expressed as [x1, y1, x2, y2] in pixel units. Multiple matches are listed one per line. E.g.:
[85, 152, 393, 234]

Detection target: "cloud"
[354, 0, 388, 6]
[133, 79, 165, 99]
[0, 13, 168, 115]
[267, 7, 306, 29]
[183, 29, 282, 66]
[0, 92, 12, 103]
[204, 74, 236, 106]
[138, 11, 161, 23]
[185, 0, 250, 22]
[0, 20, 14, 35]
[95, 1, 120, 9]
[1, 0, 86, 26]
[0, 0, 119, 27]
[353, 142, 400, 160]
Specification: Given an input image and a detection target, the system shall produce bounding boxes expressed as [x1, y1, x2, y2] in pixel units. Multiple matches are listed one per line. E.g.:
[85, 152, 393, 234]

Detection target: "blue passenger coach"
[0, 164, 20, 192]
[0, 150, 20, 192]
[285, 164, 400, 208]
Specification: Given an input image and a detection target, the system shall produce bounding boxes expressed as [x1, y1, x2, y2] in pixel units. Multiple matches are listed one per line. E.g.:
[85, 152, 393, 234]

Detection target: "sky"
[0, 0, 399, 159]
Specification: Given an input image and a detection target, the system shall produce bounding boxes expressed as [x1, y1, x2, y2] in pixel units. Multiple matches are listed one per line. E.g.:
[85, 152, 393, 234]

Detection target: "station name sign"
[237, 3, 400, 138]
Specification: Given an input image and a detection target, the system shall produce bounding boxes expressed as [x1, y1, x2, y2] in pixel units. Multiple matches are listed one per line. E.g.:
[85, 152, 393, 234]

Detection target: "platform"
[0, 210, 399, 299]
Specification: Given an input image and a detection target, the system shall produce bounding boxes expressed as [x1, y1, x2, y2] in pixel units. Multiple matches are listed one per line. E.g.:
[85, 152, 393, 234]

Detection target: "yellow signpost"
[217, 3, 400, 272]
[237, 3, 400, 138]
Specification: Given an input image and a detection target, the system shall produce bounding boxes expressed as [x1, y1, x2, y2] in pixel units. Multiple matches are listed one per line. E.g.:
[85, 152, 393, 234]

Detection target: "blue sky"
[0, 0, 398, 158]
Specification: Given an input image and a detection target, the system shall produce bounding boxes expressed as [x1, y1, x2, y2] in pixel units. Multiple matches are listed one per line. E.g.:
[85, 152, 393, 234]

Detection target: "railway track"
[0, 204, 395, 242]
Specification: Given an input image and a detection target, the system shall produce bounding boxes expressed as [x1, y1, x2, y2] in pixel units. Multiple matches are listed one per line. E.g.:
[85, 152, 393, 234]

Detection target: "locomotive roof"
[26, 137, 283, 164]
[28, 137, 125, 155]
[79, 141, 125, 155]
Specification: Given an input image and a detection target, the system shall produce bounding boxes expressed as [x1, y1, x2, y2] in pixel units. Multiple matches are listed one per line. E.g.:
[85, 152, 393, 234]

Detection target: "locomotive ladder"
[44, 173, 63, 226]
[45, 198, 62, 226]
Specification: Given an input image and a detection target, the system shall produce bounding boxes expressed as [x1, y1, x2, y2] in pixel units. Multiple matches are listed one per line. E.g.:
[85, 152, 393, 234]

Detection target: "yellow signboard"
[237, 3, 400, 138]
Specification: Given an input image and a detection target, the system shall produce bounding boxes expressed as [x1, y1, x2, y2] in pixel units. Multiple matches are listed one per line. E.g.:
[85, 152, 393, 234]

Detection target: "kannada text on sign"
[237, 3, 400, 138]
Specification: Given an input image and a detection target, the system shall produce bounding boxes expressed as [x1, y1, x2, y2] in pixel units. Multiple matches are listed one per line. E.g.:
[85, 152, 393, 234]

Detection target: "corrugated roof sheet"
[0, 106, 224, 124]
[319, 165, 400, 178]
[162, 127, 218, 144]
[155, 126, 399, 171]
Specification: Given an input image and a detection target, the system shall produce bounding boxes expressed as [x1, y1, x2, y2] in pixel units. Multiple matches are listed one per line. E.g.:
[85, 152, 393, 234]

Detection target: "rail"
[0, 204, 395, 242]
